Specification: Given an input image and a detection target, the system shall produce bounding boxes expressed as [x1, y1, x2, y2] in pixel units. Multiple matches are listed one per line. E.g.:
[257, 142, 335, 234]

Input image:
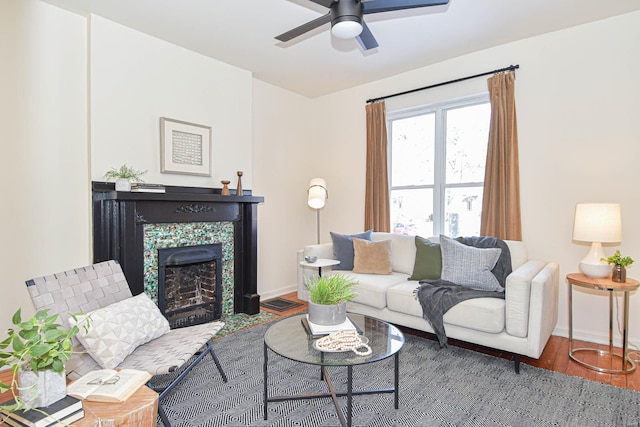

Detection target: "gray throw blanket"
[415, 236, 512, 348]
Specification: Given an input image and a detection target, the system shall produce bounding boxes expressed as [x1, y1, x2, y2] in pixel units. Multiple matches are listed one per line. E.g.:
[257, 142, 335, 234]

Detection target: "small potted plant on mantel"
[104, 164, 147, 192]
[306, 274, 358, 326]
[602, 250, 634, 283]
[0, 309, 82, 412]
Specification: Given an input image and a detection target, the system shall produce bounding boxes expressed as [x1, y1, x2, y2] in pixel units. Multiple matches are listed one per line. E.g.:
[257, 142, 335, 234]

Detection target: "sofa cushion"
[344, 272, 409, 309]
[353, 238, 392, 275]
[70, 293, 170, 369]
[372, 232, 416, 275]
[409, 236, 442, 281]
[386, 281, 505, 333]
[330, 230, 372, 271]
[440, 235, 502, 291]
[444, 297, 505, 333]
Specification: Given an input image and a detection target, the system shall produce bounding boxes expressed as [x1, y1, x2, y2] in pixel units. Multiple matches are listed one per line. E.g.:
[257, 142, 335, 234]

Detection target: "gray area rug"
[153, 320, 640, 426]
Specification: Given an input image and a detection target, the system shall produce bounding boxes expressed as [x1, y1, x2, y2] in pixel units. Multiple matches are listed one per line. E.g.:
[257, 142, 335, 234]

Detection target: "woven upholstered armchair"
[25, 260, 227, 426]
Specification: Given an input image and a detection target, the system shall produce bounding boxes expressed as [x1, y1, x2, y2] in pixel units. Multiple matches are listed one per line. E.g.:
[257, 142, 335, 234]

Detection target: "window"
[388, 95, 490, 238]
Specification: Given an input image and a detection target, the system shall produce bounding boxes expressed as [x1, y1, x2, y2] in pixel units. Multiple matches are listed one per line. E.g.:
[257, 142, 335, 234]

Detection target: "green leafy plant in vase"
[306, 274, 358, 325]
[0, 309, 83, 412]
[104, 164, 147, 191]
[601, 250, 634, 283]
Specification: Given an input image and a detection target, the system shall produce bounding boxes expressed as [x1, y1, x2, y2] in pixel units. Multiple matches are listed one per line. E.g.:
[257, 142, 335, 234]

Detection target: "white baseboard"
[259, 283, 298, 301]
[553, 326, 640, 351]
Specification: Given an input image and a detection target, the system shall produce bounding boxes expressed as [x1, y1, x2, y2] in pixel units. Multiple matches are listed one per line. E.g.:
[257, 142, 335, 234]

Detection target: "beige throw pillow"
[352, 238, 392, 275]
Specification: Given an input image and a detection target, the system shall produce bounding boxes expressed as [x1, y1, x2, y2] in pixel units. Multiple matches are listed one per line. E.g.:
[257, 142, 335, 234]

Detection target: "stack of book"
[1, 395, 84, 427]
[301, 315, 362, 338]
[129, 183, 166, 193]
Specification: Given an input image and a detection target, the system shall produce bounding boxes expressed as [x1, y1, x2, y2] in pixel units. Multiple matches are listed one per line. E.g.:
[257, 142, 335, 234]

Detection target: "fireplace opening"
[157, 244, 223, 329]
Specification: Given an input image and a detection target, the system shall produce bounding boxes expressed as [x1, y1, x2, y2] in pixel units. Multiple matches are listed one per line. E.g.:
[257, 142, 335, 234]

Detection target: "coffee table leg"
[263, 342, 268, 420]
[347, 366, 353, 427]
[394, 352, 400, 409]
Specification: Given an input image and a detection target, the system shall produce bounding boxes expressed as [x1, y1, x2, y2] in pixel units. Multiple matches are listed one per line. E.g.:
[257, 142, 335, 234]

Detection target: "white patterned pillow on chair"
[70, 292, 170, 369]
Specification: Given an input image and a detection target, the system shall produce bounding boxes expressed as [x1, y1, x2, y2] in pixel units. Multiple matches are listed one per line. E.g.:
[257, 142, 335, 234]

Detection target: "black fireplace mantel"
[91, 181, 264, 315]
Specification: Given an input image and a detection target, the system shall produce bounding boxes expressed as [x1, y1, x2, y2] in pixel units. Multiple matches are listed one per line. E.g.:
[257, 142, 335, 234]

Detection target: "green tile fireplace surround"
[91, 181, 265, 323]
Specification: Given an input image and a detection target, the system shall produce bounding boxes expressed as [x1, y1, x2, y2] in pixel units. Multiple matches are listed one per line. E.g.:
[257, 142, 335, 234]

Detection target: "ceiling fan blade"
[275, 13, 332, 42]
[309, 0, 336, 7]
[356, 20, 379, 50]
[363, 0, 449, 15]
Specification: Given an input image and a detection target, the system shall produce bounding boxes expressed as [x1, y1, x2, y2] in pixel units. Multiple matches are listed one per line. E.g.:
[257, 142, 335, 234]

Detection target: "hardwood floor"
[267, 292, 640, 392]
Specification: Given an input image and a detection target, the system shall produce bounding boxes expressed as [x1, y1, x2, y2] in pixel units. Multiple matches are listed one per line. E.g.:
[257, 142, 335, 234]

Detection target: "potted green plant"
[602, 250, 634, 283]
[306, 274, 358, 325]
[0, 309, 81, 411]
[104, 164, 147, 191]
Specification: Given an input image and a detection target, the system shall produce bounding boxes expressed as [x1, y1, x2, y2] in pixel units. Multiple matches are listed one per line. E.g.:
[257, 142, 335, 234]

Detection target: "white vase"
[115, 178, 132, 191]
[18, 366, 66, 408]
[308, 301, 347, 325]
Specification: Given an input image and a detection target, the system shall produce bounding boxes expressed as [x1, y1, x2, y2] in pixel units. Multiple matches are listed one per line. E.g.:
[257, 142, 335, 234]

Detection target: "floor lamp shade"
[308, 178, 327, 244]
[573, 203, 622, 278]
[308, 178, 327, 209]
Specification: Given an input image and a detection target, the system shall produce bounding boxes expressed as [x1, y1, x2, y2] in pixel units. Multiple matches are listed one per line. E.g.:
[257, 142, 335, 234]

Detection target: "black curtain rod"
[366, 64, 520, 104]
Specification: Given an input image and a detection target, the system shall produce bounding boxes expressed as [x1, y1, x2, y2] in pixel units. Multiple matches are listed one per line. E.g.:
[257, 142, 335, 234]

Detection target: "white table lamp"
[572, 203, 621, 278]
[308, 178, 328, 244]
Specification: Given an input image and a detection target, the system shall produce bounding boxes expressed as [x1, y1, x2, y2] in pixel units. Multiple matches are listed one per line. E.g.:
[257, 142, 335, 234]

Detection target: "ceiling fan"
[275, 0, 449, 50]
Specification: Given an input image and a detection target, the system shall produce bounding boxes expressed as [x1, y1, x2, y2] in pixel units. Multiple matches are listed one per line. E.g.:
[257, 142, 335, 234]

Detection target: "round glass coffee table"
[263, 313, 404, 427]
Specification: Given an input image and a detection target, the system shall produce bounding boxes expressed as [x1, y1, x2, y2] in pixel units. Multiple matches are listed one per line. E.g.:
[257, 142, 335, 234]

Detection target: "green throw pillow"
[408, 236, 442, 281]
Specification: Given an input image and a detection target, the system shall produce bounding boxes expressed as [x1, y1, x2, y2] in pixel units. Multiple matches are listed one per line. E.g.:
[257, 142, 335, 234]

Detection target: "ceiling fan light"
[331, 20, 363, 39]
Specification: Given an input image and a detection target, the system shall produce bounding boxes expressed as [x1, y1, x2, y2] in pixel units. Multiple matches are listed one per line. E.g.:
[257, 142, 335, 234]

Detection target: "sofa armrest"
[303, 243, 335, 260]
[505, 259, 559, 357]
[505, 260, 548, 337]
[525, 261, 559, 358]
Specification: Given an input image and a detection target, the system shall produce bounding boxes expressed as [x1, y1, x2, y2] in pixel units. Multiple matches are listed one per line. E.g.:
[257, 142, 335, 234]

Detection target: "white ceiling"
[41, 0, 640, 98]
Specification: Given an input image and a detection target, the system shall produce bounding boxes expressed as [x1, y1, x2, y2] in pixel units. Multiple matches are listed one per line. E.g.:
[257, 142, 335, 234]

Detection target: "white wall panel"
[0, 0, 88, 333]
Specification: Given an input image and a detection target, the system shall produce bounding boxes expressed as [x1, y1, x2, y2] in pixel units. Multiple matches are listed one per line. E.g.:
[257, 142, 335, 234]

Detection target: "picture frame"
[160, 117, 212, 176]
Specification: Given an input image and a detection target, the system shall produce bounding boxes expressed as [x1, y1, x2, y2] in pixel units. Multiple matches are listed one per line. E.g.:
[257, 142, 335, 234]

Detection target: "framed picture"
[160, 117, 212, 176]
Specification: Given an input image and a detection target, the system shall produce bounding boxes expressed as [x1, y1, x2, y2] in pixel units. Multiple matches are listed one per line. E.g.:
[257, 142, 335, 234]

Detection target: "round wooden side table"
[76, 385, 158, 426]
[566, 273, 639, 374]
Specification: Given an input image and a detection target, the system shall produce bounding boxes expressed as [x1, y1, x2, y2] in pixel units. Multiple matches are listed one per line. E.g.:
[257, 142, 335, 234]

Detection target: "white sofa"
[297, 232, 559, 373]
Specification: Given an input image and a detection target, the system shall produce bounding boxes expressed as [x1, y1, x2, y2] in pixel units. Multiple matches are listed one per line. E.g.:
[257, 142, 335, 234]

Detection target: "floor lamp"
[308, 178, 328, 244]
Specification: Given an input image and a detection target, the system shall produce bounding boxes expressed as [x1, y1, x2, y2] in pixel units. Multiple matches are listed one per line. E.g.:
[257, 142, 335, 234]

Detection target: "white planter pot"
[18, 366, 66, 408]
[308, 301, 347, 325]
[115, 178, 132, 191]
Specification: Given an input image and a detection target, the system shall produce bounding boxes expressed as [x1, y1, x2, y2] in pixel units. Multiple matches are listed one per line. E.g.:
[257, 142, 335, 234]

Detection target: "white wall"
[307, 11, 640, 347]
[89, 15, 253, 189]
[0, 0, 89, 333]
[252, 80, 315, 299]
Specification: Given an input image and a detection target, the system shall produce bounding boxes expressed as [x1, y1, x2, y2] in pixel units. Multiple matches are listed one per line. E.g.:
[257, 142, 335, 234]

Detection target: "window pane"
[443, 187, 483, 237]
[445, 103, 490, 184]
[391, 189, 433, 237]
[391, 114, 435, 186]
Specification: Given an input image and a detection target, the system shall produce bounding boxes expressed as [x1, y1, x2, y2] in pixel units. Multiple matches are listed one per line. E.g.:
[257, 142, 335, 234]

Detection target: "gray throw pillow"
[439, 235, 503, 291]
[330, 230, 373, 271]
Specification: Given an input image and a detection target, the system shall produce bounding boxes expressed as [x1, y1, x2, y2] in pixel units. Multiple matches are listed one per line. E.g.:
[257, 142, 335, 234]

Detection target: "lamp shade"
[573, 203, 622, 278]
[307, 178, 327, 209]
[573, 203, 622, 243]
